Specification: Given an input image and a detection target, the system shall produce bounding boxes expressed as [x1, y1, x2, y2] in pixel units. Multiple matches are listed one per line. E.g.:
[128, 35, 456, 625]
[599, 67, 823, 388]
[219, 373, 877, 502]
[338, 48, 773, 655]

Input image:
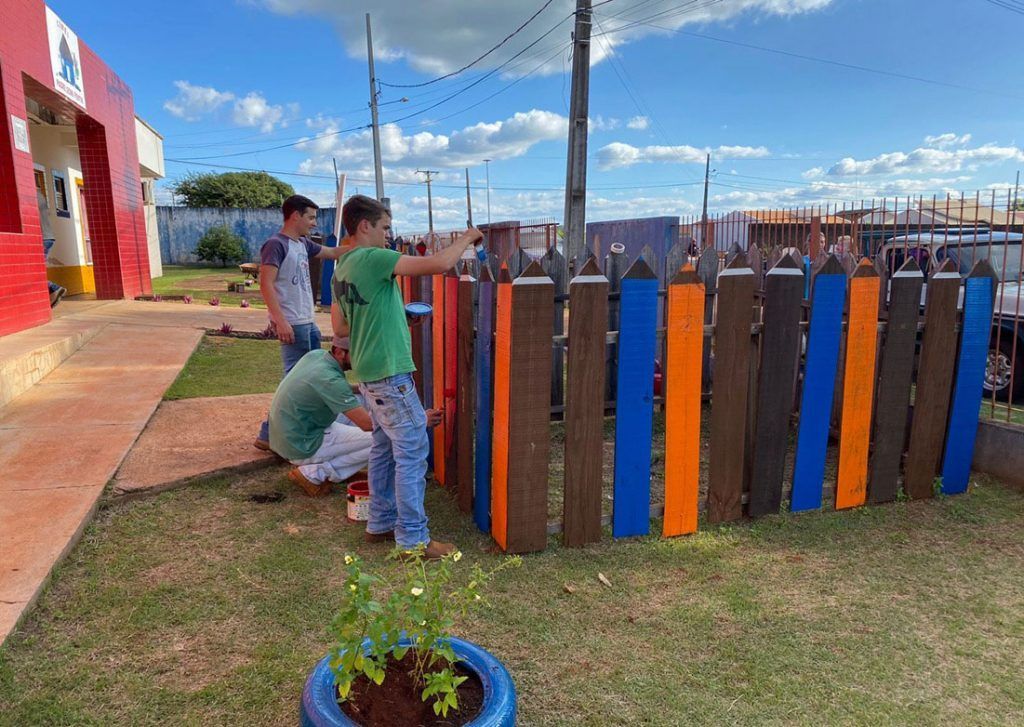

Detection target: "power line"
[168, 121, 372, 161]
[162, 157, 704, 192]
[593, 21, 1024, 101]
[380, 0, 560, 88]
[981, 0, 1024, 16]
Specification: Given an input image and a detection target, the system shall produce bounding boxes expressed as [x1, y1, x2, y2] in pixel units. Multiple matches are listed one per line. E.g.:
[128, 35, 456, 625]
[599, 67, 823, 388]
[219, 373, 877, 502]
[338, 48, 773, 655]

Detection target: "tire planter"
[300, 636, 516, 727]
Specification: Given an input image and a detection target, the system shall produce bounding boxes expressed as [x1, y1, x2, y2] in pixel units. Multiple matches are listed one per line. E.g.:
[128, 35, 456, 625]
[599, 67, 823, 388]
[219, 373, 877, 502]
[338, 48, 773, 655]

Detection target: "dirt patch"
[340, 652, 484, 727]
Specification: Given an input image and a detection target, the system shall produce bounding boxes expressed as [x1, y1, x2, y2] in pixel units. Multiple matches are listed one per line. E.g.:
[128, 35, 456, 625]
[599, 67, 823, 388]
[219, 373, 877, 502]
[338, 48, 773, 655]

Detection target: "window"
[33, 168, 46, 199]
[52, 172, 70, 218]
[141, 179, 153, 205]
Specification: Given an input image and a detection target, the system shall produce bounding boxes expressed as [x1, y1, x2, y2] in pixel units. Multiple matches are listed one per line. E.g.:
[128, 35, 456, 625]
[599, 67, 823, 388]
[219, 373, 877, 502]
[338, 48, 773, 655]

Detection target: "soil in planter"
[338, 652, 484, 727]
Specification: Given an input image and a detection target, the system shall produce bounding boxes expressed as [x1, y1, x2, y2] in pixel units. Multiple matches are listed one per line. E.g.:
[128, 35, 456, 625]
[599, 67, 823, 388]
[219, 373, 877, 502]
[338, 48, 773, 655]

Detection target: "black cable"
[379, 0, 560, 88]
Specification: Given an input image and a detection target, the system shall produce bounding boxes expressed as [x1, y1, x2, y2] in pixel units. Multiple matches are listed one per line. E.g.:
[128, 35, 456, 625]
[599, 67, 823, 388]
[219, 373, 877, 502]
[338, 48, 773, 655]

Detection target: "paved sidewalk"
[0, 300, 329, 644]
[113, 393, 277, 498]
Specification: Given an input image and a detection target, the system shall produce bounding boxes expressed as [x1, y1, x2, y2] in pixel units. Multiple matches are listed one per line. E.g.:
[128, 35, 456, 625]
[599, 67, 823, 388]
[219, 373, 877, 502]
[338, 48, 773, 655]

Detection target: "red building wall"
[0, 0, 151, 336]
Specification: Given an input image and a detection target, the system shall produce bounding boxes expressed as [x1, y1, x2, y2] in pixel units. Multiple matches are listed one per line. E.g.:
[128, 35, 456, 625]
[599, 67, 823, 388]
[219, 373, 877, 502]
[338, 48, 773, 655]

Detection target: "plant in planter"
[209, 296, 221, 306]
[219, 322, 234, 335]
[301, 549, 520, 726]
[152, 294, 163, 302]
[183, 295, 193, 304]
[240, 298, 250, 308]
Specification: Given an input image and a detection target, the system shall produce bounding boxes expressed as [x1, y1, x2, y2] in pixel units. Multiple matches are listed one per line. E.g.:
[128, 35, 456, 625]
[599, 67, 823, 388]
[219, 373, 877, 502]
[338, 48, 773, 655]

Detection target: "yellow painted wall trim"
[46, 265, 95, 295]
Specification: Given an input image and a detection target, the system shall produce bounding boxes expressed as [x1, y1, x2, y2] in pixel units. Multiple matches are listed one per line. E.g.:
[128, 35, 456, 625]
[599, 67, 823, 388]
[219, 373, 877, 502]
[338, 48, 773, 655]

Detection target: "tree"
[196, 226, 247, 267]
[172, 171, 295, 208]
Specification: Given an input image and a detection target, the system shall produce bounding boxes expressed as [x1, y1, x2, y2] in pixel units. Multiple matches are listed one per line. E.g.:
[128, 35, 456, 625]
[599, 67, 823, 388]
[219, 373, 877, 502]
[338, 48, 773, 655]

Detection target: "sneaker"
[49, 286, 67, 308]
[287, 467, 332, 498]
[401, 540, 458, 561]
[253, 438, 270, 451]
[364, 529, 394, 544]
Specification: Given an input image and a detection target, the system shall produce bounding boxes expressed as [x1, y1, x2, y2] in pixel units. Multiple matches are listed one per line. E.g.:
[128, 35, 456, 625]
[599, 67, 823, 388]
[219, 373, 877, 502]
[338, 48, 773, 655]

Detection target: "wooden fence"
[410, 243, 998, 554]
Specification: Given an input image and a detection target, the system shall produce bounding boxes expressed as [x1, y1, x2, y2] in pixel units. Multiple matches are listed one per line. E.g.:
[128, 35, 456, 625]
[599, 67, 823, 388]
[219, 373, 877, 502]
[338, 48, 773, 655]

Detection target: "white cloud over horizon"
[596, 142, 770, 170]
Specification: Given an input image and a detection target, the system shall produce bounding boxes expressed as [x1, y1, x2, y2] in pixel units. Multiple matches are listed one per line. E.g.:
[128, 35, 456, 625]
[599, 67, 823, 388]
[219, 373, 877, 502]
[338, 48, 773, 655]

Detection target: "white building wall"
[26, 122, 87, 268]
[136, 117, 165, 278]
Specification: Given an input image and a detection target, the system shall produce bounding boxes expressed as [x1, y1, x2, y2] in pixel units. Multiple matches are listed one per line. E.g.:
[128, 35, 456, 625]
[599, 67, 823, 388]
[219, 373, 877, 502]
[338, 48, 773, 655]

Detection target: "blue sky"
[45, 0, 1024, 233]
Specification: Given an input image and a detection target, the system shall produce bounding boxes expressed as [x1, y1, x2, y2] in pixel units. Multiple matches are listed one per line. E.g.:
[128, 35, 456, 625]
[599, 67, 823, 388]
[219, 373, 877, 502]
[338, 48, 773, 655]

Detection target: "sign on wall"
[45, 6, 86, 109]
[11, 115, 29, 153]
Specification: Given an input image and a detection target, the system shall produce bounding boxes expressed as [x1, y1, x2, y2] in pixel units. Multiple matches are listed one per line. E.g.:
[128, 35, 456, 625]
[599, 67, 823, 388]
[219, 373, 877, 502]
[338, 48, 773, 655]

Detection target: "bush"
[195, 226, 247, 267]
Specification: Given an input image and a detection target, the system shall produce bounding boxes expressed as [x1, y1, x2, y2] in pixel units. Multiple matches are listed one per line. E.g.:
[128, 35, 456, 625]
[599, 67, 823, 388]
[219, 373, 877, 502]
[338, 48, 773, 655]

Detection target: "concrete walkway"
[0, 300, 328, 644]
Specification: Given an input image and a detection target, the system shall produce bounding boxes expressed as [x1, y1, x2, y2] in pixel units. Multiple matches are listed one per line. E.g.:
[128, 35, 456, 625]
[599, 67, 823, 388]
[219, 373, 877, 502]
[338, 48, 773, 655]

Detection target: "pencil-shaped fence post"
[456, 265, 476, 513]
[707, 255, 756, 524]
[473, 265, 495, 533]
[663, 264, 704, 536]
[904, 259, 961, 499]
[791, 256, 846, 512]
[748, 254, 804, 517]
[867, 258, 923, 503]
[835, 259, 880, 510]
[613, 257, 659, 538]
[941, 260, 998, 494]
[431, 273, 446, 484]
[491, 262, 553, 553]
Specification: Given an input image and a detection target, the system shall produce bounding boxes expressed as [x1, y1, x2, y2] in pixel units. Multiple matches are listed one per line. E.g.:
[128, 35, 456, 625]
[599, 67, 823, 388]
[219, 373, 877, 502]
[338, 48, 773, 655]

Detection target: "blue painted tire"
[300, 636, 516, 726]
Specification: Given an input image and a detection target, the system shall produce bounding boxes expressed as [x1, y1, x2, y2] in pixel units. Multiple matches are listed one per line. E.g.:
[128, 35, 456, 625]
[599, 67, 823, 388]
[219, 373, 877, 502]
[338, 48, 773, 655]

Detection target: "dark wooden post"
[491, 261, 553, 553]
[456, 264, 476, 513]
[748, 254, 804, 517]
[563, 258, 608, 546]
[707, 255, 756, 524]
[904, 259, 961, 499]
[867, 258, 923, 503]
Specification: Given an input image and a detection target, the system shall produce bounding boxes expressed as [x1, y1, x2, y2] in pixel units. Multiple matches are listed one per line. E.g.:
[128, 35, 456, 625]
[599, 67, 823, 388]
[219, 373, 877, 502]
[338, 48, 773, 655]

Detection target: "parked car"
[879, 231, 1023, 400]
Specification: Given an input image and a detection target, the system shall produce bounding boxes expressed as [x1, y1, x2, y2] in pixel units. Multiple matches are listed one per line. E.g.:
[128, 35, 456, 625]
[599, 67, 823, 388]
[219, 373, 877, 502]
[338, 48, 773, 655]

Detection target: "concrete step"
[0, 319, 105, 408]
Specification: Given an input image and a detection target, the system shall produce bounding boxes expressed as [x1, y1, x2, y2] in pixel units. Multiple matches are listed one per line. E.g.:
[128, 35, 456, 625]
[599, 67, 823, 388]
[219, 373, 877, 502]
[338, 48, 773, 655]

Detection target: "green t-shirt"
[332, 246, 415, 383]
[269, 349, 361, 460]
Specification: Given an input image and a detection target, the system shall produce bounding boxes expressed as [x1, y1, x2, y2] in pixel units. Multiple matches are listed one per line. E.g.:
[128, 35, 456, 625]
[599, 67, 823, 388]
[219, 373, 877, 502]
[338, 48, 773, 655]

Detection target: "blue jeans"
[258, 322, 322, 442]
[361, 373, 430, 548]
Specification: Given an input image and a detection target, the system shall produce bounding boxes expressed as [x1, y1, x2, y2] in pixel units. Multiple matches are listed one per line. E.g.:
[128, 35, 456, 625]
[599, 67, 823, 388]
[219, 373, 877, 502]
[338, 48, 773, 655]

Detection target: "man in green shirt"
[269, 341, 377, 501]
[332, 194, 482, 559]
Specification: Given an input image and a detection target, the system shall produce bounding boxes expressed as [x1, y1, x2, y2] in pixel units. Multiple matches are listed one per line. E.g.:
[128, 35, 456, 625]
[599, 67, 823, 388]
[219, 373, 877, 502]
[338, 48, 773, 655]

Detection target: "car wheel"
[984, 335, 1024, 402]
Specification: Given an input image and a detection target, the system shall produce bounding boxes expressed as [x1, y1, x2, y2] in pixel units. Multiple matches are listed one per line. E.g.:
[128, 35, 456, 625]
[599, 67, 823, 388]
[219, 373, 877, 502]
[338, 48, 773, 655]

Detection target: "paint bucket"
[346, 480, 370, 523]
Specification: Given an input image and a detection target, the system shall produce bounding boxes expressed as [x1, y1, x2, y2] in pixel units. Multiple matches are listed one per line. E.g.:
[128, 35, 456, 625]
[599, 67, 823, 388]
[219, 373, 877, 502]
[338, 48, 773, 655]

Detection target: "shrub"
[195, 226, 247, 267]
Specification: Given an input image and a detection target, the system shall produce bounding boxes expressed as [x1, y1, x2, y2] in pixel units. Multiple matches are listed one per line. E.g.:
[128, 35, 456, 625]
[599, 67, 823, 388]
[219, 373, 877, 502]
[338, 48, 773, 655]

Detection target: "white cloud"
[802, 166, 824, 179]
[163, 81, 235, 121]
[231, 92, 292, 134]
[710, 176, 973, 210]
[297, 109, 567, 172]
[589, 115, 620, 131]
[596, 142, 770, 170]
[626, 115, 650, 131]
[924, 132, 972, 149]
[826, 143, 1024, 177]
[256, 0, 837, 78]
[163, 81, 296, 132]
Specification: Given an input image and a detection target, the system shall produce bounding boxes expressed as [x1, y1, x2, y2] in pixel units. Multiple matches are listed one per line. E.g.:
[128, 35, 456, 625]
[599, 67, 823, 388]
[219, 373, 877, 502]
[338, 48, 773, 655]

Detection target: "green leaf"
[393, 645, 408, 661]
[371, 666, 385, 685]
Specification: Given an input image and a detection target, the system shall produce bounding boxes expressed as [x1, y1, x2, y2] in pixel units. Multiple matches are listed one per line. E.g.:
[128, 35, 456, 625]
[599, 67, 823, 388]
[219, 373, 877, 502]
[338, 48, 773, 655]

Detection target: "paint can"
[346, 480, 370, 522]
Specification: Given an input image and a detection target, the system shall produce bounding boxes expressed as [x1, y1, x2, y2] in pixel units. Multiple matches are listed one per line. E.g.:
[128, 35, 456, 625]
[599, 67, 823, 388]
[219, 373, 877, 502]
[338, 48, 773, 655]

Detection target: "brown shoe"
[287, 468, 332, 498]
[254, 438, 270, 451]
[400, 540, 458, 561]
[364, 530, 394, 544]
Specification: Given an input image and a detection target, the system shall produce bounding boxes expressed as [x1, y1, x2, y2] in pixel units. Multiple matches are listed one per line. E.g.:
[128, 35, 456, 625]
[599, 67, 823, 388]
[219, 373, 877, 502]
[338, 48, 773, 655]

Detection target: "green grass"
[164, 336, 283, 400]
[1, 468, 1022, 726]
[152, 265, 264, 308]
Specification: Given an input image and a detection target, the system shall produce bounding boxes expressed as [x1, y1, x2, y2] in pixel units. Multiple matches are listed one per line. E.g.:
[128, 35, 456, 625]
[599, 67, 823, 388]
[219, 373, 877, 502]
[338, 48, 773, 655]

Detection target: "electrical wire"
[379, 0, 560, 88]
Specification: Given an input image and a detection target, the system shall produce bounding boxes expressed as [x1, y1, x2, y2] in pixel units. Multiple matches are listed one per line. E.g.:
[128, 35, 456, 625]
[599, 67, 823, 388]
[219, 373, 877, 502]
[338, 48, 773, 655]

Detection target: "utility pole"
[562, 0, 592, 270]
[483, 158, 492, 228]
[366, 13, 385, 203]
[701, 152, 711, 250]
[464, 168, 474, 227]
[417, 170, 438, 234]
[1014, 170, 1020, 209]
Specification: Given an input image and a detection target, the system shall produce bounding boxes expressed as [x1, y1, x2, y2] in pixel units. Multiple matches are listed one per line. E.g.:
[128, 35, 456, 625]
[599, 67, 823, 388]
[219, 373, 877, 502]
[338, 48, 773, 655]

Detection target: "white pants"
[294, 421, 373, 484]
